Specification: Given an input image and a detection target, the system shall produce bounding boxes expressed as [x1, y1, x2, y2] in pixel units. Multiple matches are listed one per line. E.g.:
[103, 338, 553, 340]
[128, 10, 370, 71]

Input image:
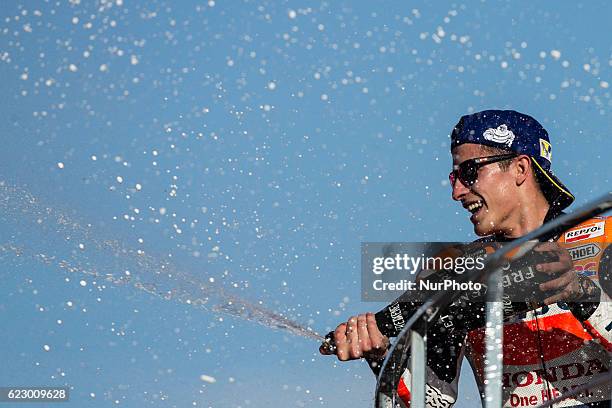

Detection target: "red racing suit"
[395, 216, 612, 407]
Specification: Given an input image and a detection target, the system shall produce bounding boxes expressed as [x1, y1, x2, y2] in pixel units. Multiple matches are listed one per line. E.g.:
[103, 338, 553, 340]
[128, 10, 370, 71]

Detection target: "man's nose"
[451, 177, 470, 201]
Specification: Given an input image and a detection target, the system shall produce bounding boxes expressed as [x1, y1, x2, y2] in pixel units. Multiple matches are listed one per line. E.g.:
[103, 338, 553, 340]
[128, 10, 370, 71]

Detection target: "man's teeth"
[467, 201, 483, 213]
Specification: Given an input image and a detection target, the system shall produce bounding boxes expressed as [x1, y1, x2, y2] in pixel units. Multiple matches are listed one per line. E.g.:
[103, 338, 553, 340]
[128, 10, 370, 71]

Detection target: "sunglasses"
[449, 153, 517, 187]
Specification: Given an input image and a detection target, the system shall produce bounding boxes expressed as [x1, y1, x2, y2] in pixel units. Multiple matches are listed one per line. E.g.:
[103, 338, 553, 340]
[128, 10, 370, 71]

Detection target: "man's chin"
[473, 227, 491, 237]
[472, 219, 493, 237]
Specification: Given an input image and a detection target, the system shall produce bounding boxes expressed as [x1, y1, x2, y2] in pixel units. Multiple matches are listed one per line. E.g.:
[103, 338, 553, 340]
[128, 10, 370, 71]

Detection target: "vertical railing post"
[377, 392, 394, 408]
[410, 328, 427, 408]
[484, 266, 504, 408]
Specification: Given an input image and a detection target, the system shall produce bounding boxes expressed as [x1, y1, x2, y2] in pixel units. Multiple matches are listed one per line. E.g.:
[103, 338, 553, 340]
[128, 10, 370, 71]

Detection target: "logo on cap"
[539, 139, 552, 161]
[483, 124, 515, 147]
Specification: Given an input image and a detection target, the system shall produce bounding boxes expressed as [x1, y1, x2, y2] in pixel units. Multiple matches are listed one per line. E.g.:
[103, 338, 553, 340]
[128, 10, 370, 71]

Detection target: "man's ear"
[514, 155, 531, 186]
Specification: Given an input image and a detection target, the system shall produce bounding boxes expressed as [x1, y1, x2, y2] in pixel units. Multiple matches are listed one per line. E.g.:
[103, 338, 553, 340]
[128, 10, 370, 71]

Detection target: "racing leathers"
[390, 216, 612, 408]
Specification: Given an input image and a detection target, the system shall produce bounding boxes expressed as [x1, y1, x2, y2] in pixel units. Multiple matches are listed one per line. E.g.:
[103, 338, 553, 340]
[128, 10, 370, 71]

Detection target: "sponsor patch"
[502, 359, 607, 388]
[483, 124, 515, 147]
[539, 138, 552, 161]
[568, 243, 601, 261]
[574, 262, 597, 277]
[564, 221, 605, 243]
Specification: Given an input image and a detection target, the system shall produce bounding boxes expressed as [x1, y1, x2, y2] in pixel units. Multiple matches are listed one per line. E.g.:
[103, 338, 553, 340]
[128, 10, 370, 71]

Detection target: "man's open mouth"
[465, 200, 485, 220]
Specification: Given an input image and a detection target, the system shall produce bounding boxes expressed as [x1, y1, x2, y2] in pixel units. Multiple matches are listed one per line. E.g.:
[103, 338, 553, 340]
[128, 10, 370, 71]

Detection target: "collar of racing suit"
[488, 208, 565, 243]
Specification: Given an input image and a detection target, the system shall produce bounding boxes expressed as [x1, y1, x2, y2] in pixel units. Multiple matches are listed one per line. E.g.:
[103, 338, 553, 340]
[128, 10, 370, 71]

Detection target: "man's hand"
[534, 242, 583, 305]
[319, 313, 389, 361]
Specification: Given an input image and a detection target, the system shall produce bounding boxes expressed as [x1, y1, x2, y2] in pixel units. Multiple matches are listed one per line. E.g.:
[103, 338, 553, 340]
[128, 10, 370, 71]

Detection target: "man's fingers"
[347, 316, 361, 358]
[544, 286, 578, 305]
[325, 313, 387, 362]
[540, 269, 581, 304]
[357, 314, 371, 353]
[534, 243, 572, 275]
[536, 261, 571, 274]
[366, 312, 387, 350]
[334, 323, 349, 361]
[534, 242, 558, 252]
[534, 242, 566, 256]
[534, 242, 574, 275]
[334, 323, 347, 343]
[366, 313, 389, 361]
[539, 271, 573, 292]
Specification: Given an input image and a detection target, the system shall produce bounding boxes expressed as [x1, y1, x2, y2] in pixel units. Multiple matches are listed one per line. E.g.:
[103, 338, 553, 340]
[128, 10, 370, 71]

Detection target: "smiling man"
[321, 110, 612, 407]
[449, 110, 573, 239]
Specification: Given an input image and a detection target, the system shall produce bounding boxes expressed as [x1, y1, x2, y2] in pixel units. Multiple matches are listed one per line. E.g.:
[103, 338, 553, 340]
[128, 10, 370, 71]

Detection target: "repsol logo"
[502, 359, 608, 388]
[564, 221, 605, 243]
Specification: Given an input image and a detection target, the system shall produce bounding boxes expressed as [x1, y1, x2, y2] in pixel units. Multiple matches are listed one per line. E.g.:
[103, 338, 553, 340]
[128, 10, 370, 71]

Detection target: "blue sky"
[0, 1, 610, 407]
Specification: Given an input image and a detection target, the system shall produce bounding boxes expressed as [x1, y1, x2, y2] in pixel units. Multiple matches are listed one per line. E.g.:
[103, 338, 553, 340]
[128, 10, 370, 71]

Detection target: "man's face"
[451, 144, 517, 236]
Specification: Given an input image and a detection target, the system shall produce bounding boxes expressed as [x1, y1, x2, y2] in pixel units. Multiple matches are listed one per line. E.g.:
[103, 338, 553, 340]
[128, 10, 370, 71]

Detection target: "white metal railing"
[375, 192, 612, 408]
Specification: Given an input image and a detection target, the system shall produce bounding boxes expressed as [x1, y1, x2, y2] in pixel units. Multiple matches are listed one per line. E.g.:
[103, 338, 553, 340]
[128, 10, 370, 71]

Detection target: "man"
[320, 110, 611, 407]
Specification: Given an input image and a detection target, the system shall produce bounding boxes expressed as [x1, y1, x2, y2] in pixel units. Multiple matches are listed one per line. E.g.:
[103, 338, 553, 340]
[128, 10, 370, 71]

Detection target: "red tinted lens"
[449, 171, 456, 186]
[458, 160, 477, 186]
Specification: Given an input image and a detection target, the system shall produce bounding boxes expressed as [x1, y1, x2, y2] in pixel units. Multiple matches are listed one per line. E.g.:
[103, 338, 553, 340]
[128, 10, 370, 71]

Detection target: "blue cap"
[451, 109, 574, 210]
